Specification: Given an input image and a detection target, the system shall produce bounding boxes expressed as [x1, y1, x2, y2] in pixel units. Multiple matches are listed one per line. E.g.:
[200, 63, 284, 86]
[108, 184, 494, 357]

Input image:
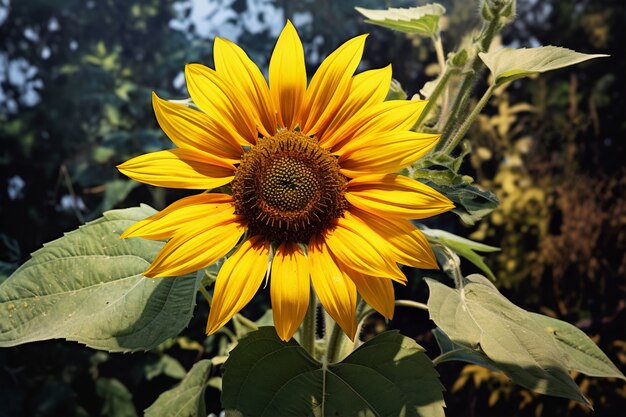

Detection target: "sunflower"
[117, 21, 453, 342]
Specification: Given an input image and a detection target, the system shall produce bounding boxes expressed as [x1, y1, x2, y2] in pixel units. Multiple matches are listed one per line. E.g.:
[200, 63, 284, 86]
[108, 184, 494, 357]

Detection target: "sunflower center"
[232, 130, 347, 243]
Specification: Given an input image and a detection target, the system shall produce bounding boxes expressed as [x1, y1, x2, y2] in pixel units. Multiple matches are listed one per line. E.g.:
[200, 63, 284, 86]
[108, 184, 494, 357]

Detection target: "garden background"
[1, 0, 624, 416]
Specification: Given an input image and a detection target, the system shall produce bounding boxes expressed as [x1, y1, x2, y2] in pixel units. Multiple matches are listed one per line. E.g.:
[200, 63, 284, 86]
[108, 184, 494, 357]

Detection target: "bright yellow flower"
[117, 21, 454, 341]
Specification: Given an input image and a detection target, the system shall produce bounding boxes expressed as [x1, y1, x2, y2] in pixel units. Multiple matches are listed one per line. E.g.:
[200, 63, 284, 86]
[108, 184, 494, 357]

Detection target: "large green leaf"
[479, 46, 608, 86]
[223, 327, 444, 417]
[426, 274, 590, 405]
[0, 205, 200, 352]
[530, 313, 625, 380]
[422, 228, 499, 280]
[355, 4, 446, 37]
[144, 359, 212, 417]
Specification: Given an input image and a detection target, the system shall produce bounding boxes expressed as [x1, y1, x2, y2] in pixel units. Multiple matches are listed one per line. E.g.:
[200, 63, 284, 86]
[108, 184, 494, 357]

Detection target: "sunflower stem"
[198, 285, 212, 305]
[435, 14, 502, 152]
[326, 316, 345, 364]
[353, 299, 375, 349]
[233, 313, 258, 332]
[414, 66, 457, 131]
[301, 286, 317, 357]
[433, 33, 446, 75]
[440, 83, 496, 155]
[395, 299, 429, 311]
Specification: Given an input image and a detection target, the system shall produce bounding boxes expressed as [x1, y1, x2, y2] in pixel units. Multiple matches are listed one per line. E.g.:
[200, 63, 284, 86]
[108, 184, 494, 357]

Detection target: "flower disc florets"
[232, 130, 347, 243]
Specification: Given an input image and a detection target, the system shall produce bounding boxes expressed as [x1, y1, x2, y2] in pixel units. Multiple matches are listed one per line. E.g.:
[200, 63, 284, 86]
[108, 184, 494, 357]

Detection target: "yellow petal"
[308, 235, 357, 340]
[152, 92, 243, 164]
[300, 34, 367, 136]
[350, 207, 438, 269]
[318, 65, 391, 146]
[344, 266, 395, 320]
[325, 100, 427, 152]
[346, 174, 454, 219]
[270, 242, 310, 341]
[206, 236, 270, 335]
[325, 216, 406, 283]
[338, 131, 440, 177]
[214, 37, 276, 137]
[145, 214, 246, 278]
[122, 194, 234, 241]
[185, 64, 258, 145]
[269, 21, 306, 130]
[117, 148, 235, 190]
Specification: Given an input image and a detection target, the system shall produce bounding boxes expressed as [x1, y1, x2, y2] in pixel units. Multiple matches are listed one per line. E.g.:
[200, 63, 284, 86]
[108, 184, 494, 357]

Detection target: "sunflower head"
[117, 21, 454, 342]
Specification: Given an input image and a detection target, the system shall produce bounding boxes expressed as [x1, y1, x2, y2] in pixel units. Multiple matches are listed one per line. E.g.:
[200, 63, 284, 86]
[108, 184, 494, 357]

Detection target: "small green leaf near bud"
[480, 46, 609, 86]
[480, 1, 495, 21]
[450, 49, 468, 68]
[501, 0, 516, 18]
[386, 78, 408, 100]
[481, 0, 516, 21]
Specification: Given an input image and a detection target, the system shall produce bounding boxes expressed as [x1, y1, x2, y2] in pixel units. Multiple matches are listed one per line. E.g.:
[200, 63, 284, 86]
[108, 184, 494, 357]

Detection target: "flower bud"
[450, 49, 468, 68]
[481, 0, 516, 21]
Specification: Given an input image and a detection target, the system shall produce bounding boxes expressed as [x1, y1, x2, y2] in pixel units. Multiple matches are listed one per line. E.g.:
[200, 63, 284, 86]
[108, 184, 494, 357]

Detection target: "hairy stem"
[435, 16, 502, 152]
[440, 83, 496, 155]
[414, 67, 456, 131]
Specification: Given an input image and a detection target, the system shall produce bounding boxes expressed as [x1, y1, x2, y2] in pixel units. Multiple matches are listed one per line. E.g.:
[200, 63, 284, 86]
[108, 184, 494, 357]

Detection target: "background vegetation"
[1, 0, 624, 415]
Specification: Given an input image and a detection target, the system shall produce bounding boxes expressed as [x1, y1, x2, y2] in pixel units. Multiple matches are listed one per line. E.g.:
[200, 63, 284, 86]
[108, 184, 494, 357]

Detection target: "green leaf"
[89, 180, 140, 219]
[426, 275, 590, 405]
[355, 4, 446, 37]
[223, 327, 445, 417]
[414, 175, 498, 226]
[432, 327, 495, 368]
[410, 144, 498, 225]
[145, 360, 211, 417]
[479, 46, 609, 86]
[530, 313, 625, 380]
[422, 229, 499, 280]
[0, 205, 200, 352]
[386, 78, 408, 100]
[96, 378, 139, 417]
[144, 355, 187, 381]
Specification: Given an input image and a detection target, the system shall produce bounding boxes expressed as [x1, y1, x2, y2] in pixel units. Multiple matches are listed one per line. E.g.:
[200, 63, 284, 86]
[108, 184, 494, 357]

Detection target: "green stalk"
[233, 313, 258, 332]
[433, 33, 446, 74]
[301, 286, 317, 357]
[414, 66, 456, 131]
[395, 299, 429, 311]
[435, 16, 502, 152]
[440, 83, 496, 155]
[326, 316, 346, 363]
[198, 285, 212, 305]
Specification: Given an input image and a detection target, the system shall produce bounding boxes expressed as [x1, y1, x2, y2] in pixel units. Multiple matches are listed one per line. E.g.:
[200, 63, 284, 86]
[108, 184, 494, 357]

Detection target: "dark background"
[1, 0, 624, 416]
